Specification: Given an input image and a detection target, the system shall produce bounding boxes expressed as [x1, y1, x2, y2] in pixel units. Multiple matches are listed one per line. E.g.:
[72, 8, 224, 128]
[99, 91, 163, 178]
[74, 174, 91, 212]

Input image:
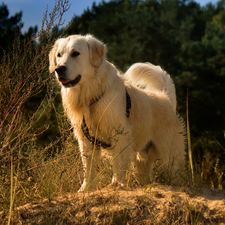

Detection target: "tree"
[0, 3, 38, 58]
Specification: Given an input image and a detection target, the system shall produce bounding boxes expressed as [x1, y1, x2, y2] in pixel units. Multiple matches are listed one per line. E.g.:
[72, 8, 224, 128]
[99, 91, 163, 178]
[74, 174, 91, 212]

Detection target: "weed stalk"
[187, 92, 194, 185]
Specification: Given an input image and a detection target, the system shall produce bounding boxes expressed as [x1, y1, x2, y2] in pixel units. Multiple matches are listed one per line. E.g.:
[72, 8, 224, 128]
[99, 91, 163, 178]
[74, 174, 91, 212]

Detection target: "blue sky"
[4, 0, 219, 32]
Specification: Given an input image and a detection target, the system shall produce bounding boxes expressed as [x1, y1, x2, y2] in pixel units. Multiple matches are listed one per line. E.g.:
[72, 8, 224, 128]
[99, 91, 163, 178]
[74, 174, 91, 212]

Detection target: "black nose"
[55, 66, 66, 75]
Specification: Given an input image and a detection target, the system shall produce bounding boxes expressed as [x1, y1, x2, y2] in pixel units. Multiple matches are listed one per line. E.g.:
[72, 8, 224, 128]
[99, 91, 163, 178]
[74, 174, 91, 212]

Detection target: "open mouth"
[59, 75, 81, 88]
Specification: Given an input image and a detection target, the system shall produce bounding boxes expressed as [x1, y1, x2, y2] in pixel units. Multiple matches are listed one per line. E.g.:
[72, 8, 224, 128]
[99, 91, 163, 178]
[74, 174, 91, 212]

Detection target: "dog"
[49, 34, 185, 191]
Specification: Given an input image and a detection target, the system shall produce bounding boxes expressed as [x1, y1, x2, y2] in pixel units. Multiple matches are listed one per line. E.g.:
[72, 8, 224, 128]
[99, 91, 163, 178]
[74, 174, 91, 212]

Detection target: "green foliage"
[0, 3, 22, 56]
[0, 3, 38, 58]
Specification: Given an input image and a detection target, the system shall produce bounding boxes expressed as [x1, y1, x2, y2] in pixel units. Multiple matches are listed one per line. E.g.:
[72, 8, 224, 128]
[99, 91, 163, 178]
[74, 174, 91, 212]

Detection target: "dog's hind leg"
[133, 153, 155, 185]
[132, 140, 159, 185]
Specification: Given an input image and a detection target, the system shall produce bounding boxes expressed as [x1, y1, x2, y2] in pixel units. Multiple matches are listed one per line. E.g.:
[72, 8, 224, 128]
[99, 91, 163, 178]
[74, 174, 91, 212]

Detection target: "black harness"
[81, 88, 131, 148]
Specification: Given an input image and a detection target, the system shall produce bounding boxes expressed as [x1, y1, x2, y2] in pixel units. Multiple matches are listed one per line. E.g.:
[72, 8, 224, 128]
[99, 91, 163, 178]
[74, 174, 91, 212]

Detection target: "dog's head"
[49, 34, 107, 88]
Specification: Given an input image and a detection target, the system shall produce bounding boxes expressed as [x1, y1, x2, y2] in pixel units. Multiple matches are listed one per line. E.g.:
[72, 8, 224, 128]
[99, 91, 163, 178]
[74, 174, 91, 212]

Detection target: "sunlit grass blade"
[187, 92, 194, 184]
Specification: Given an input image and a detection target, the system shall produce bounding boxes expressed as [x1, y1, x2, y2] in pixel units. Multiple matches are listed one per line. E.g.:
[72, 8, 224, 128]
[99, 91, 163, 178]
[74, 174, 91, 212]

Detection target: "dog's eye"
[71, 51, 80, 57]
[57, 53, 61, 57]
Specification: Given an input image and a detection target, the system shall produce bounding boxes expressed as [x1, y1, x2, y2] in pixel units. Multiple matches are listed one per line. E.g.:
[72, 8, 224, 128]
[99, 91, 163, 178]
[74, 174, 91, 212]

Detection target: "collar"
[89, 89, 131, 119]
[89, 92, 104, 106]
[89, 93, 104, 106]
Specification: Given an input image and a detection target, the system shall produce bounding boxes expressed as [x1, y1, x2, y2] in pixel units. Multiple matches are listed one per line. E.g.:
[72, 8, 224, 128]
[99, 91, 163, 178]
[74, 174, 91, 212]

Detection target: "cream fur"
[49, 34, 185, 191]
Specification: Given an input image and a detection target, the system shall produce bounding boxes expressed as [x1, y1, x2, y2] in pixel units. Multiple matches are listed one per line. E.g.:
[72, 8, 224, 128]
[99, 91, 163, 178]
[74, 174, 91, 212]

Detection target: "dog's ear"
[49, 41, 59, 73]
[86, 35, 107, 68]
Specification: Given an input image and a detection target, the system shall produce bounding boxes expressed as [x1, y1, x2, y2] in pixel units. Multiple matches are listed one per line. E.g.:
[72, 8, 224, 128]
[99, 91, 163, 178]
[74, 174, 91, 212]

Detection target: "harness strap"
[81, 117, 111, 148]
[125, 89, 131, 118]
[81, 88, 131, 148]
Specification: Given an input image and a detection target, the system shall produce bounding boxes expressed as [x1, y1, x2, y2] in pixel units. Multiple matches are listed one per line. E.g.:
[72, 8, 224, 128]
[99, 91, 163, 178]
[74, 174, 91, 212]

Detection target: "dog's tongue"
[59, 77, 70, 84]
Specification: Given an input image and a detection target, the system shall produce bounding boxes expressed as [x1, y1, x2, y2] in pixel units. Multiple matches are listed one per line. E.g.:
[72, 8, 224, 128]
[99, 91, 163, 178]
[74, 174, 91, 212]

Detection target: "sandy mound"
[1, 185, 225, 224]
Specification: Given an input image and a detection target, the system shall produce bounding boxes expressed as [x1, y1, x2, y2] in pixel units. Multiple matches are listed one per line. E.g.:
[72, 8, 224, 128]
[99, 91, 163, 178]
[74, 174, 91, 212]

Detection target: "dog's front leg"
[111, 134, 133, 187]
[78, 139, 101, 192]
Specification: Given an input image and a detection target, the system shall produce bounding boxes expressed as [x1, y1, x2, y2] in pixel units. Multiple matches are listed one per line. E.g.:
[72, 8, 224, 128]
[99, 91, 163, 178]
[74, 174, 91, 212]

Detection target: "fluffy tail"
[125, 63, 177, 112]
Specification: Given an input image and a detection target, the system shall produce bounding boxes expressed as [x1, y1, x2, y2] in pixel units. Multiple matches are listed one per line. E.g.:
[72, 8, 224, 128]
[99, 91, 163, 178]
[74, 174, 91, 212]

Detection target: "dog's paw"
[78, 185, 95, 192]
[107, 180, 129, 191]
[78, 186, 85, 192]
[78, 180, 88, 192]
[78, 180, 98, 192]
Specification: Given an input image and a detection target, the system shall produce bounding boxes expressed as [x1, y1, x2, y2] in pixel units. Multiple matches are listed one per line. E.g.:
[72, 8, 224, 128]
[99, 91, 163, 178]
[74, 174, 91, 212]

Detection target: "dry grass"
[0, 0, 73, 223]
[1, 185, 225, 224]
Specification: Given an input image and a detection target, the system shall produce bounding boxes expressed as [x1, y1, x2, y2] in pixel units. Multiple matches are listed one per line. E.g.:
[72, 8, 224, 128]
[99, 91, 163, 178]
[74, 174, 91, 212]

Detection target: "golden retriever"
[49, 34, 185, 191]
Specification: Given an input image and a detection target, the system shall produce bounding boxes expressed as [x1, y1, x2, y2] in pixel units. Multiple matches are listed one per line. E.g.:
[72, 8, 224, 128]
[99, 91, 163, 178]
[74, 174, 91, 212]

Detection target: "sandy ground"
[1, 185, 225, 224]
